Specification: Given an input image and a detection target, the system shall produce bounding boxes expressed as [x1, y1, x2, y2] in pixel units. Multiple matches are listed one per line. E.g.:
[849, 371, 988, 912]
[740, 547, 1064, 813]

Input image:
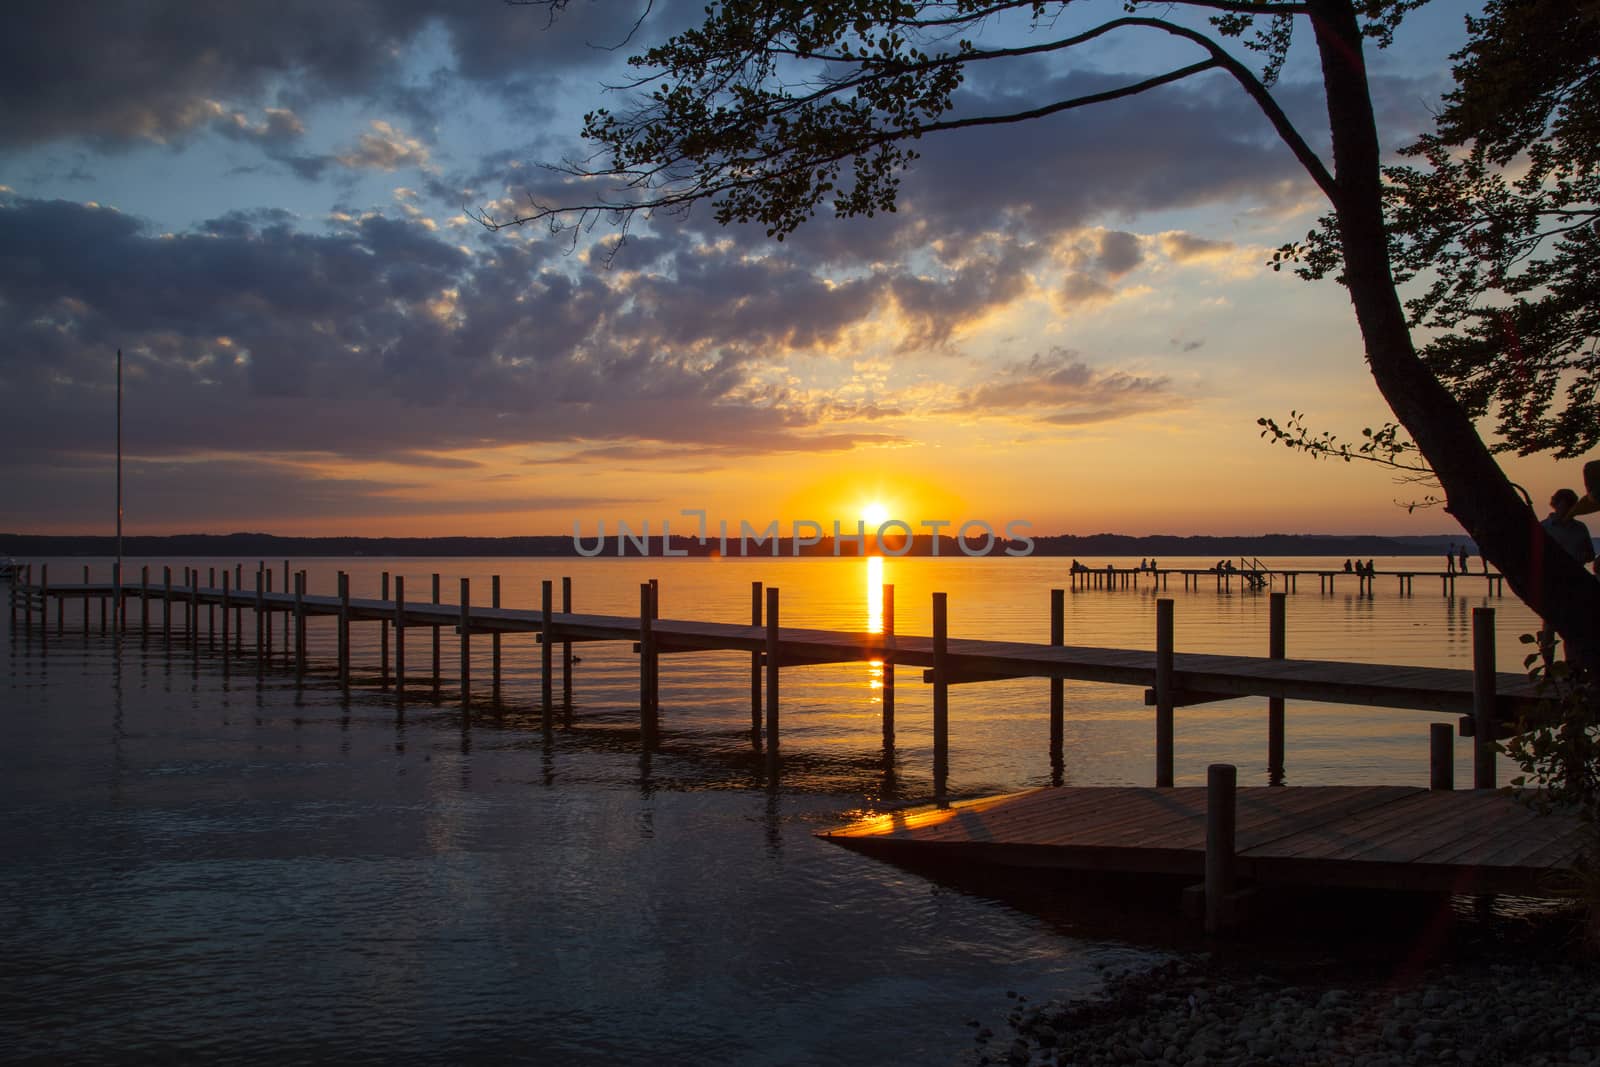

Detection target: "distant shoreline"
[0, 531, 1500, 559]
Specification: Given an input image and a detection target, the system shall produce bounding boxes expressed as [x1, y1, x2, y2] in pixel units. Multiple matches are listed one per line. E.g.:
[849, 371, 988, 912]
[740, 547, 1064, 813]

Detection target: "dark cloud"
[0, 196, 901, 478]
[0, 1, 665, 150]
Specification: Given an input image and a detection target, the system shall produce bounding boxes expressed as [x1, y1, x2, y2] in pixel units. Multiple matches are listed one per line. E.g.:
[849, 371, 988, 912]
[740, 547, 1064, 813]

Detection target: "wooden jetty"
[6, 563, 1540, 790]
[1071, 562, 1505, 597]
[818, 774, 1586, 930]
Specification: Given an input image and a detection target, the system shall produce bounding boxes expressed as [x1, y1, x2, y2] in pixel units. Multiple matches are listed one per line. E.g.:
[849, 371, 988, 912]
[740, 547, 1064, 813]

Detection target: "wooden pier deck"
[15, 580, 1543, 720]
[819, 785, 1584, 897]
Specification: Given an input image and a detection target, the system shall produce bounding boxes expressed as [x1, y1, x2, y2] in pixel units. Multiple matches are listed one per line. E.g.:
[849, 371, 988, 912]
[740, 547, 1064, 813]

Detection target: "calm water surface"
[0, 556, 1540, 1063]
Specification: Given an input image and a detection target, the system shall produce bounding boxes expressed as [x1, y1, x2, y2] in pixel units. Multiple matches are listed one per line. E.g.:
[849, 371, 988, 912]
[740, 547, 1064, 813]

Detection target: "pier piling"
[1205, 763, 1238, 935]
[1155, 599, 1175, 788]
[765, 587, 780, 761]
[1268, 592, 1286, 785]
[541, 579, 553, 711]
[394, 576, 406, 698]
[1473, 608, 1496, 789]
[1049, 588, 1064, 773]
[1430, 722, 1454, 790]
[640, 583, 658, 746]
[337, 572, 350, 690]
[492, 575, 502, 700]
[932, 592, 949, 790]
[459, 578, 472, 710]
[882, 583, 895, 747]
[380, 571, 390, 689]
[751, 581, 763, 742]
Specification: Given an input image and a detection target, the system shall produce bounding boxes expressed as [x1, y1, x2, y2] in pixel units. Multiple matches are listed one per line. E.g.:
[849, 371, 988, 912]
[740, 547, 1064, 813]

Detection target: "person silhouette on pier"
[1343, 559, 1353, 573]
[1458, 544, 1470, 574]
[1446, 547, 1455, 575]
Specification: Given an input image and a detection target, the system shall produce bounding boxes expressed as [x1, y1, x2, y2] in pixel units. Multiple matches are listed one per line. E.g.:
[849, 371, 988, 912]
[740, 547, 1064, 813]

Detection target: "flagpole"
[116, 347, 123, 633]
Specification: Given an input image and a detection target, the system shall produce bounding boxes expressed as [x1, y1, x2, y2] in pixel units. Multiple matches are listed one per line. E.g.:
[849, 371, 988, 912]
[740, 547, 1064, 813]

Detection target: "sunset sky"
[0, 1, 1571, 539]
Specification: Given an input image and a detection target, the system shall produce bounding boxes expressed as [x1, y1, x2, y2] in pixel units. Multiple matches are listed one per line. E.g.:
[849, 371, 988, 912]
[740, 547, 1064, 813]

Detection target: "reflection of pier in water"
[10, 560, 1537, 795]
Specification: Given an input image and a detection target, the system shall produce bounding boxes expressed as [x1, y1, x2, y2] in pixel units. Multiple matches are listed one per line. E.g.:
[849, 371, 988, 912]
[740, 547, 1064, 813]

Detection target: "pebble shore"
[971, 952, 1600, 1067]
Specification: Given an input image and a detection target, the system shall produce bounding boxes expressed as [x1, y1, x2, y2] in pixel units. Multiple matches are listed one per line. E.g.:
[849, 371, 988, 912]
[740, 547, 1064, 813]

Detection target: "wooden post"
[882, 582, 896, 746]
[432, 573, 442, 698]
[459, 577, 471, 710]
[492, 575, 502, 699]
[141, 566, 150, 632]
[40, 564, 51, 642]
[648, 577, 660, 711]
[57, 568, 65, 636]
[189, 576, 199, 658]
[337, 572, 350, 690]
[1155, 598, 1175, 788]
[293, 572, 305, 682]
[765, 587, 780, 759]
[254, 569, 263, 671]
[541, 579, 554, 711]
[394, 575, 406, 697]
[1473, 607, 1496, 789]
[1268, 592, 1286, 786]
[1430, 722, 1454, 790]
[82, 565, 90, 635]
[1049, 588, 1064, 770]
[379, 571, 390, 689]
[208, 567, 216, 648]
[263, 566, 272, 657]
[561, 576, 573, 713]
[221, 570, 231, 654]
[164, 566, 172, 642]
[282, 560, 290, 651]
[932, 592, 949, 786]
[751, 581, 763, 742]
[640, 583, 657, 747]
[1205, 763, 1237, 935]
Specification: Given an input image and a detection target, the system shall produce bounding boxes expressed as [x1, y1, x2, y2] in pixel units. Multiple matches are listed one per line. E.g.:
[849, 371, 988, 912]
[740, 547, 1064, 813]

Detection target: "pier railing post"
[380, 571, 390, 689]
[750, 581, 763, 743]
[141, 566, 150, 633]
[765, 587, 780, 761]
[1268, 592, 1286, 786]
[432, 573, 442, 699]
[337, 572, 350, 690]
[459, 577, 471, 710]
[221, 570, 231, 657]
[234, 564, 244, 652]
[561, 576, 573, 714]
[394, 575, 406, 698]
[882, 582, 895, 747]
[1430, 722, 1454, 790]
[933, 592, 949, 790]
[209, 567, 217, 648]
[282, 560, 290, 651]
[1205, 763, 1237, 935]
[83, 565, 90, 636]
[541, 579, 554, 712]
[293, 572, 305, 683]
[254, 569, 263, 672]
[164, 566, 172, 643]
[1155, 599, 1175, 788]
[640, 583, 658, 748]
[1049, 588, 1064, 775]
[492, 575, 503, 700]
[1473, 607, 1496, 789]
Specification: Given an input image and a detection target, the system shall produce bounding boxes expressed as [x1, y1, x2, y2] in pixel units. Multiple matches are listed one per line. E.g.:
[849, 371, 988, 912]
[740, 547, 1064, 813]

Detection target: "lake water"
[0, 556, 1542, 1064]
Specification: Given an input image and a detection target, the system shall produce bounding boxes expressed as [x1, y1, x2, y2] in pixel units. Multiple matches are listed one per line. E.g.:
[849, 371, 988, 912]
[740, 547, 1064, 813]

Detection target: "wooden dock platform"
[819, 785, 1584, 897]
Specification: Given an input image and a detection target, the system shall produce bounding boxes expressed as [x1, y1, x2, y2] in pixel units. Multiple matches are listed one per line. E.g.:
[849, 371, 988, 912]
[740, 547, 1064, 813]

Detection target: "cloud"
[335, 120, 432, 172]
[1159, 231, 1236, 263]
[952, 347, 1182, 427]
[0, 196, 908, 476]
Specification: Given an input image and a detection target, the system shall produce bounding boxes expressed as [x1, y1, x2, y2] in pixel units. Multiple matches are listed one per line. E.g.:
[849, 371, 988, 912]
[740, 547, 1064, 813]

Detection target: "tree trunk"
[1310, 0, 1600, 673]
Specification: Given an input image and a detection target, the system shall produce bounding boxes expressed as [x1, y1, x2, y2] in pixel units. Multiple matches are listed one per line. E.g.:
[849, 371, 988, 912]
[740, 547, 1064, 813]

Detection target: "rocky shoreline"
[969, 941, 1600, 1066]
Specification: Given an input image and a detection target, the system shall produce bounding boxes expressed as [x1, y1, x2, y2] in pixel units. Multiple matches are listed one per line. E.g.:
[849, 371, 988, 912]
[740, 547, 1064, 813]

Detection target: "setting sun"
[862, 501, 890, 527]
